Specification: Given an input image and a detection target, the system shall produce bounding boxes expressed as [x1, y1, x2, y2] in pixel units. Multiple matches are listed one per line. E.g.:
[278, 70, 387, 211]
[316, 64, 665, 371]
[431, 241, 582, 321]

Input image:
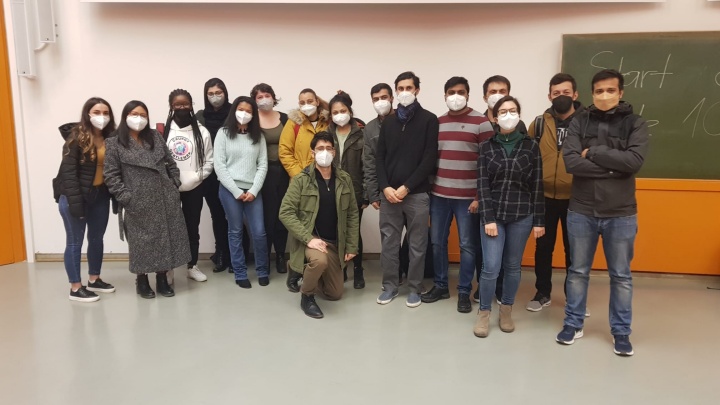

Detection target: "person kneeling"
[279, 132, 359, 319]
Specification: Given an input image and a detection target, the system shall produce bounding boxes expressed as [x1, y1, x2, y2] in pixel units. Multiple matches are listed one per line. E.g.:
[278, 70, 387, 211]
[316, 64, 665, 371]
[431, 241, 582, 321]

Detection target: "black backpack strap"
[533, 115, 545, 141]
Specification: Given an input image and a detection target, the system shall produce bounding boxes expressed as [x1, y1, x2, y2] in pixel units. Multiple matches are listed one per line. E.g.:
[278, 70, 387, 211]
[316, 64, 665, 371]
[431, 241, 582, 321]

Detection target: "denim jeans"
[57, 188, 110, 284]
[479, 215, 533, 311]
[564, 211, 637, 336]
[219, 185, 269, 280]
[430, 195, 478, 294]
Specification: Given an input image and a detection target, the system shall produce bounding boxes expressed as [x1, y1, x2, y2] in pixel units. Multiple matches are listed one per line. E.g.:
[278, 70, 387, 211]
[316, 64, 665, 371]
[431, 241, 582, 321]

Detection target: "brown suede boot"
[499, 304, 515, 333]
[473, 310, 491, 338]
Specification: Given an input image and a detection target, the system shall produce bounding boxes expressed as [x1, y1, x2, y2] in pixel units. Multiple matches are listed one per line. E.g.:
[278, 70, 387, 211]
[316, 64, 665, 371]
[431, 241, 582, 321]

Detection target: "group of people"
[54, 68, 648, 357]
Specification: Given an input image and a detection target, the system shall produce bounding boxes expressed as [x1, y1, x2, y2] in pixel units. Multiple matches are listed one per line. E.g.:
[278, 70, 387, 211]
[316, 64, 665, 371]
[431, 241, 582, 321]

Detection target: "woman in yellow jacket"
[278, 88, 330, 178]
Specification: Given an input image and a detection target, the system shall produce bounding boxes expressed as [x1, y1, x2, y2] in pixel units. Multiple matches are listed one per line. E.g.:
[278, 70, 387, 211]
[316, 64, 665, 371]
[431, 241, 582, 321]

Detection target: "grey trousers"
[379, 192, 430, 294]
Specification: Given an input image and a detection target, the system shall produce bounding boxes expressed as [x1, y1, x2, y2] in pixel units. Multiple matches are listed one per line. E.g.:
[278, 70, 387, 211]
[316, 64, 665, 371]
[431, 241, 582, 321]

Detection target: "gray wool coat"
[104, 131, 191, 274]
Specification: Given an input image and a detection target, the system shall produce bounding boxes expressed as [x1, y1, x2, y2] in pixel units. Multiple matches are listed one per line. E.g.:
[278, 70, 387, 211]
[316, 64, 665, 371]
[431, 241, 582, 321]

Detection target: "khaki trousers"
[301, 243, 344, 300]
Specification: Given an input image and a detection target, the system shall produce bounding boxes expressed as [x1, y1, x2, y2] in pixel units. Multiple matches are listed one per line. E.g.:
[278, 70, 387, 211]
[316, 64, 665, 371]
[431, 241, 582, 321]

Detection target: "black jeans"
[203, 172, 229, 257]
[262, 161, 289, 257]
[534, 197, 571, 298]
[181, 185, 205, 267]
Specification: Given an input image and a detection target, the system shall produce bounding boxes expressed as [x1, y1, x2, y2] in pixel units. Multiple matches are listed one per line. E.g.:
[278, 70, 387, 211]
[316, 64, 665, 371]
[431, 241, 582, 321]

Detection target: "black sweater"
[376, 105, 439, 194]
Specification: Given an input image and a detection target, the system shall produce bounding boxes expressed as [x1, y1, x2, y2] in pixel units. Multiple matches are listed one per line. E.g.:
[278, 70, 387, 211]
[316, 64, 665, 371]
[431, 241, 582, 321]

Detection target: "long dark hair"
[69, 97, 116, 163]
[163, 89, 205, 169]
[203, 77, 230, 110]
[222, 96, 261, 143]
[116, 100, 155, 150]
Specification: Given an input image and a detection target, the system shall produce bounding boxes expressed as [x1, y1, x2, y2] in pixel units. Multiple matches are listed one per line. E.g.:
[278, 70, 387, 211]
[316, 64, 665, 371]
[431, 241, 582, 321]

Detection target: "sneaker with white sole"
[585, 308, 591, 318]
[69, 286, 100, 303]
[613, 335, 634, 356]
[377, 290, 398, 305]
[406, 293, 421, 308]
[87, 278, 116, 293]
[187, 265, 208, 282]
[526, 293, 551, 312]
[556, 325, 584, 345]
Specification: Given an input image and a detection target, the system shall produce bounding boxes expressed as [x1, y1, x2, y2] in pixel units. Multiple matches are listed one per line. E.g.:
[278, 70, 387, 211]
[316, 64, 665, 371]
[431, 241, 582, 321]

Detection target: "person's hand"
[468, 201, 479, 214]
[241, 192, 255, 202]
[371, 201, 381, 210]
[485, 223, 498, 237]
[581, 148, 589, 159]
[383, 187, 400, 203]
[395, 185, 409, 201]
[236, 193, 245, 201]
[344, 253, 356, 262]
[533, 227, 545, 239]
[307, 238, 327, 253]
[360, 203, 368, 210]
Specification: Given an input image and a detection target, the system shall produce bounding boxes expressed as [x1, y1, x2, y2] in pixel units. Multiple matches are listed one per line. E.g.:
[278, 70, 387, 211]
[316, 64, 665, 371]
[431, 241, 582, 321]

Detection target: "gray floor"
[1, 260, 718, 405]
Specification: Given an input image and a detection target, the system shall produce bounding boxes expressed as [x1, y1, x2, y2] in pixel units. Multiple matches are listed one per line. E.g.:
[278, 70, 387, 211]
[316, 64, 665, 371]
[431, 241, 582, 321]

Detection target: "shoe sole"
[406, 299, 422, 308]
[69, 295, 100, 303]
[377, 293, 399, 305]
[526, 300, 551, 312]
[187, 276, 208, 282]
[613, 338, 634, 356]
[86, 286, 116, 293]
[420, 293, 450, 303]
[458, 307, 472, 314]
[556, 330, 584, 345]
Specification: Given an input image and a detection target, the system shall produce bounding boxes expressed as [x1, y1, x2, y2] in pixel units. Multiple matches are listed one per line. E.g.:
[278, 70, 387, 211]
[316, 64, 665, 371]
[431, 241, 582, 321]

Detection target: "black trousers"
[534, 197, 571, 298]
[203, 172, 229, 258]
[352, 206, 364, 270]
[262, 161, 290, 257]
[181, 185, 205, 267]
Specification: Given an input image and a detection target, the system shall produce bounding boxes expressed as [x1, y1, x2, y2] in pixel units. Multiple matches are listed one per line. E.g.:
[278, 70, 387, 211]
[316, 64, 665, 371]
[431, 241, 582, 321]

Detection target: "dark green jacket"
[279, 165, 360, 274]
[329, 121, 366, 206]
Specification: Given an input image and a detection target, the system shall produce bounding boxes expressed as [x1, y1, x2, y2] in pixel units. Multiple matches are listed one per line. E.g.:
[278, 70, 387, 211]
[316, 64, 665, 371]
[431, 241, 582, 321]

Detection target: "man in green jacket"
[279, 132, 360, 319]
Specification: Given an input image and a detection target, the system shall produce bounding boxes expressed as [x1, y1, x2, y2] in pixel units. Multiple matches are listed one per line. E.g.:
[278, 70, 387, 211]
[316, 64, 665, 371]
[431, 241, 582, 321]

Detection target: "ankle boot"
[300, 293, 324, 319]
[213, 250, 229, 273]
[353, 267, 365, 289]
[156, 272, 175, 297]
[276, 253, 287, 274]
[136, 274, 155, 299]
[286, 269, 302, 293]
[499, 304, 515, 333]
[473, 310, 491, 338]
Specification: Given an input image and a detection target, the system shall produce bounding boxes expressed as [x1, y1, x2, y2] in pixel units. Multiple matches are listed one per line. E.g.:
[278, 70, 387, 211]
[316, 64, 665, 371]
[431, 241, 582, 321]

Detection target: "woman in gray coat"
[104, 100, 191, 299]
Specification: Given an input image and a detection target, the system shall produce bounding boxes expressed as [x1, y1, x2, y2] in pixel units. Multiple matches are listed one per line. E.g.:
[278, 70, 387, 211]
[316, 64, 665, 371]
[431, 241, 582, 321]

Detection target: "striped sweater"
[432, 108, 494, 199]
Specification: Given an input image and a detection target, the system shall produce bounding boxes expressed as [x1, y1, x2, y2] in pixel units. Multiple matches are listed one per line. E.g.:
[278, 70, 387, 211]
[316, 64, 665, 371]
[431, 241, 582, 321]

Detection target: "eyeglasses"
[172, 102, 194, 110]
[207, 91, 224, 97]
[128, 113, 148, 119]
[315, 147, 335, 152]
[498, 108, 518, 116]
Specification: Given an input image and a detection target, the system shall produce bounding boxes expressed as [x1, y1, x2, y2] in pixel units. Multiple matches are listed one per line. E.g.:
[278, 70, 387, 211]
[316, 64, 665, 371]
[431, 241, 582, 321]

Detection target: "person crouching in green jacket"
[279, 132, 360, 319]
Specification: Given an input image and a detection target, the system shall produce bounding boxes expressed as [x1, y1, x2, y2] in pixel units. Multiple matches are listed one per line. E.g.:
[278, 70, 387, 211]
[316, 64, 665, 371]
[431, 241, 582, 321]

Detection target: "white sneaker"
[585, 308, 591, 318]
[167, 269, 174, 284]
[187, 265, 207, 282]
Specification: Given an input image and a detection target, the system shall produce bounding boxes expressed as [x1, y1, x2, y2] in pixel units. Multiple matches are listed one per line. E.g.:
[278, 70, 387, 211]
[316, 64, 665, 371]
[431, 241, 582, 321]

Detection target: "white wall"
[6, 0, 720, 258]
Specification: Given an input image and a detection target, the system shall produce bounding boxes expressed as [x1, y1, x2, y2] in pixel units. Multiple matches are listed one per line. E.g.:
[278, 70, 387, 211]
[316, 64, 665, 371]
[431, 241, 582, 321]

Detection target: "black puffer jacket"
[53, 123, 105, 218]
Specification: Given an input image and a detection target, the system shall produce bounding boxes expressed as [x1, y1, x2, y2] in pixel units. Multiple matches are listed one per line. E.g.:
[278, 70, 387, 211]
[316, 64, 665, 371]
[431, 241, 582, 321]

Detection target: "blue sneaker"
[377, 290, 398, 305]
[406, 293, 421, 308]
[613, 335, 634, 356]
[556, 325, 584, 345]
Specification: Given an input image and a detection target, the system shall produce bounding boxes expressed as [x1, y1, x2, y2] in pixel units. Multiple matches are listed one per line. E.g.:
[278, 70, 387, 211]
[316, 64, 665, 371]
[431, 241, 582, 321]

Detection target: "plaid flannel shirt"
[477, 135, 545, 227]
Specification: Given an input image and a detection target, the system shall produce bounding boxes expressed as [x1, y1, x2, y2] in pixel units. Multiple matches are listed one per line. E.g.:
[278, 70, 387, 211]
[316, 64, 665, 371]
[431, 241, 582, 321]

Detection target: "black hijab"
[202, 77, 231, 139]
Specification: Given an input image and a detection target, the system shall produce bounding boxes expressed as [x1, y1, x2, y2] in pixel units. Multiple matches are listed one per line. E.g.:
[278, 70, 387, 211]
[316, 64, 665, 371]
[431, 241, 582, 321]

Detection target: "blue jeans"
[57, 188, 110, 284]
[430, 195, 478, 294]
[219, 185, 269, 280]
[564, 211, 636, 336]
[479, 215, 533, 311]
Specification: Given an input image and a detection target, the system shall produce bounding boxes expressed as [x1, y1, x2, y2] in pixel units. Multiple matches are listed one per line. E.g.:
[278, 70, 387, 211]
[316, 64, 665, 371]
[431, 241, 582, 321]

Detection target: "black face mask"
[552, 95, 574, 114]
[173, 109, 194, 128]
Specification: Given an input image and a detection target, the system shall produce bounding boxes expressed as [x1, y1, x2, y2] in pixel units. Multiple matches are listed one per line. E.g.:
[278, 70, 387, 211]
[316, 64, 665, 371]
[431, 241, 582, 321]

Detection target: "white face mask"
[497, 112, 520, 131]
[126, 115, 148, 132]
[397, 91, 416, 107]
[314, 150, 334, 167]
[300, 104, 317, 117]
[332, 113, 351, 127]
[487, 93, 505, 109]
[209, 95, 225, 108]
[446, 94, 467, 112]
[373, 99, 392, 116]
[235, 111, 253, 125]
[90, 115, 110, 130]
[257, 98, 274, 111]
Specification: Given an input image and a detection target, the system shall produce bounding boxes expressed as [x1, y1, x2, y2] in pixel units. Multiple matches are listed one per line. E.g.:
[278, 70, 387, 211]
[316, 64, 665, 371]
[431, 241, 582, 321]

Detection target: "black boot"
[213, 250, 229, 273]
[136, 274, 155, 299]
[353, 267, 365, 289]
[156, 272, 175, 297]
[300, 293, 324, 319]
[276, 253, 287, 274]
[286, 269, 302, 293]
[343, 266, 348, 282]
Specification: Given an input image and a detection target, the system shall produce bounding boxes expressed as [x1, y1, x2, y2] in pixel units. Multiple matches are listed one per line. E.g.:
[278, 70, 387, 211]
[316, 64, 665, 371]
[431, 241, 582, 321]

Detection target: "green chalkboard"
[562, 32, 720, 180]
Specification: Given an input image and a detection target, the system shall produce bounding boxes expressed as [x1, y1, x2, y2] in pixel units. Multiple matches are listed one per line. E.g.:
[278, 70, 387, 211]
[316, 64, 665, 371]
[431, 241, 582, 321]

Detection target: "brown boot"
[473, 310, 491, 338]
[499, 304, 515, 333]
